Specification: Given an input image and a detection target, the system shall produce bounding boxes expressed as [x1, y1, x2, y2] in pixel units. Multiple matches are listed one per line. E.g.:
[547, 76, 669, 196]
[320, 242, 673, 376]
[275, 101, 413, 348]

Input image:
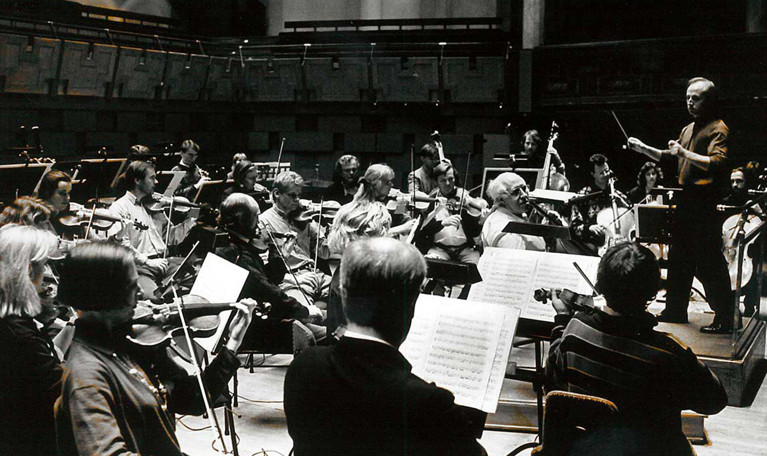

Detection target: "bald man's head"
[340, 237, 427, 345]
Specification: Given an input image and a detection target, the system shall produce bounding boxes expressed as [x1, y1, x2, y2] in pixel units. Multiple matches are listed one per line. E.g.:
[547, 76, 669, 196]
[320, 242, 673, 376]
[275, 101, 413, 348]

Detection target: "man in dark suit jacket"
[283, 237, 486, 456]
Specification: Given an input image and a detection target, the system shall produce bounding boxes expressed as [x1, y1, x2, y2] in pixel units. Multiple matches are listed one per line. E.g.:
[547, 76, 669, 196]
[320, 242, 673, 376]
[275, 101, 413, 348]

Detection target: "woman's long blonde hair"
[0, 225, 58, 318]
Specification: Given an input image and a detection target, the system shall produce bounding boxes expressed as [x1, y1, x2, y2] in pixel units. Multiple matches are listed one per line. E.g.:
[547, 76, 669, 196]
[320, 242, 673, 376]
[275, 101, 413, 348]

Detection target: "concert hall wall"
[1, 29, 765, 193]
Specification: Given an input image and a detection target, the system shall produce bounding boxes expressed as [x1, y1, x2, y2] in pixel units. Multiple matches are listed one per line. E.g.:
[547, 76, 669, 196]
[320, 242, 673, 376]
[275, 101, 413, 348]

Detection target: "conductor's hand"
[666, 140, 685, 157]
[225, 298, 259, 353]
[627, 137, 646, 154]
[441, 214, 462, 228]
[144, 258, 169, 277]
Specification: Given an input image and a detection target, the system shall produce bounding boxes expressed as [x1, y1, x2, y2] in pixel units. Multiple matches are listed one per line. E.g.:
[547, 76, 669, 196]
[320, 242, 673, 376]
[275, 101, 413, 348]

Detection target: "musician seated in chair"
[216, 193, 324, 345]
[222, 160, 270, 211]
[108, 160, 195, 297]
[284, 237, 486, 456]
[570, 154, 631, 253]
[407, 142, 442, 194]
[415, 162, 485, 263]
[171, 139, 210, 200]
[55, 242, 258, 456]
[481, 172, 548, 251]
[546, 242, 727, 456]
[260, 171, 332, 337]
[323, 154, 361, 206]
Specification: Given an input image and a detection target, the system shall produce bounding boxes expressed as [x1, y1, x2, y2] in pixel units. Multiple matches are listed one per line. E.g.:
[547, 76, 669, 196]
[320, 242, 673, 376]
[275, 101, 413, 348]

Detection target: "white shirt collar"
[343, 330, 394, 348]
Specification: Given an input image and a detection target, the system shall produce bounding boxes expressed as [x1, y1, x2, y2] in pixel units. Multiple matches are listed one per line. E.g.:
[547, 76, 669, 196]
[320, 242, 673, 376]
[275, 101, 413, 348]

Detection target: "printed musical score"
[468, 248, 599, 322]
[400, 295, 519, 413]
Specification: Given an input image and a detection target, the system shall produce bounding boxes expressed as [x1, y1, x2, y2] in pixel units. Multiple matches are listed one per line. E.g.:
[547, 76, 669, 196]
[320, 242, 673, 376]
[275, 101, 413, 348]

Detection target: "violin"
[384, 189, 436, 214]
[58, 202, 149, 232]
[292, 199, 341, 224]
[533, 288, 595, 312]
[144, 193, 201, 224]
[128, 295, 269, 349]
[445, 195, 488, 218]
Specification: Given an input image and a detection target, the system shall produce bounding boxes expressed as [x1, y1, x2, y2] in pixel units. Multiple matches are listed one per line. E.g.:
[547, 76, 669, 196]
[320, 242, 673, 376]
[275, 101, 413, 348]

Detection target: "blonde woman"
[0, 224, 69, 456]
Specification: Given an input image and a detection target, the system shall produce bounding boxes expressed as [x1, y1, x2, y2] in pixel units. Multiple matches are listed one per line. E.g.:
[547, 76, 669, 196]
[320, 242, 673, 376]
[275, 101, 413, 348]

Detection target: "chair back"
[531, 391, 618, 456]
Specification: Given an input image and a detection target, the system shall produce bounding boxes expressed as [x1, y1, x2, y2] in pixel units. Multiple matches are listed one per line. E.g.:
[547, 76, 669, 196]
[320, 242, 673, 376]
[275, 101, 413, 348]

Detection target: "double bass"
[541, 122, 570, 192]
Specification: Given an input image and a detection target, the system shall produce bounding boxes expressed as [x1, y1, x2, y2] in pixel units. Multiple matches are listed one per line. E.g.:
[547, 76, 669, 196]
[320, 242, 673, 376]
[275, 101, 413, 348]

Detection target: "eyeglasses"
[507, 184, 529, 198]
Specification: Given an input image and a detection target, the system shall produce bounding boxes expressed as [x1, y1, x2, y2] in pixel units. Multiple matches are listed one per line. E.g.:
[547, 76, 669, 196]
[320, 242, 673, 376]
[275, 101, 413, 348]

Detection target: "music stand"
[635, 204, 675, 244]
[425, 258, 483, 284]
[69, 158, 128, 202]
[0, 162, 53, 205]
[157, 170, 186, 197]
[481, 167, 543, 200]
[502, 221, 572, 240]
[194, 179, 232, 205]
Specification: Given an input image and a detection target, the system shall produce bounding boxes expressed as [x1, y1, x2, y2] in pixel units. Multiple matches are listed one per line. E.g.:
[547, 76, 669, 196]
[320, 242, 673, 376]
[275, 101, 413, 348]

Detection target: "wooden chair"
[507, 391, 618, 456]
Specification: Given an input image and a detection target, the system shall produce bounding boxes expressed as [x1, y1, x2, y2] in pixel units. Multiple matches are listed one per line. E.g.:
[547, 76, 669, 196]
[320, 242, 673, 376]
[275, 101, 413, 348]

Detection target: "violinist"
[347, 163, 418, 237]
[222, 159, 270, 211]
[323, 154, 361, 205]
[55, 242, 258, 456]
[407, 142, 441, 194]
[0, 195, 52, 229]
[414, 162, 484, 263]
[216, 193, 324, 337]
[0, 225, 71, 456]
[107, 160, 193, 297]
[569, 154, 631, 252]
[546, 243, 727, 456]
[627, 77, 734, 333]
[628, 161, 665, 204]
[260, 171, 331, 330]
[480, 172, 547, 251]
[36, 170, 106, 240]
[170, 139, 210, 200]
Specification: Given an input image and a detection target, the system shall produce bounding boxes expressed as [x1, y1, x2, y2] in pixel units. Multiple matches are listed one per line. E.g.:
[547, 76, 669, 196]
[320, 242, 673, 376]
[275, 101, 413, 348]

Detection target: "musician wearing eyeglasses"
[481, 172, 547, 251]
[260, 171, 331, 339]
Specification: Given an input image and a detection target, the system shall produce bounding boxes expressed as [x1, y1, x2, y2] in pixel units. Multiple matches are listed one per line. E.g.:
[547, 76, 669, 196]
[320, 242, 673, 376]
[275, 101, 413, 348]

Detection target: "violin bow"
[458, 149, 471, 214]
[276, 137, 286, 178]
[84, 202, 98, 240]
[313, 198, 324, 274]
[410, 143, 416, 218]
[168, 285, 230, 454]
[260, 221, 313, 307]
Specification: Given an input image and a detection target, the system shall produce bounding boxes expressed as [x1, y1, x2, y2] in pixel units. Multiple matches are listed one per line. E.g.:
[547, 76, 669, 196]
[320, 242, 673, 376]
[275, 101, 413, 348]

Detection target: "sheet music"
[189, 253, 249, 353]
[468, 248, 600, 322]
[400, 295, 518, 413]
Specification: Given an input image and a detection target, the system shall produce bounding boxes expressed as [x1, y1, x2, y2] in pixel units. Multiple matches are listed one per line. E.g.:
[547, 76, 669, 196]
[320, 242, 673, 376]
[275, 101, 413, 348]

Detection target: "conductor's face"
[686, 82, 708, 119]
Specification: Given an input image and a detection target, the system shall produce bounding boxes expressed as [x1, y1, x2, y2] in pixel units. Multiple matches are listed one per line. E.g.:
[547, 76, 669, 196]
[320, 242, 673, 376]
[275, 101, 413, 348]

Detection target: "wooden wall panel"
[344, 133, 377, 153]
[165, 52, 208, 101]
[253, 115, 295, 132]
[305, 57, 368, 102]
[114, 48, 165, 99]
[59, 42, 116, 97]
[85, 132, 132, 154]
[206, 57, 242, 101]
[444, 57, 505, 103]
[283, 132, 333, 152]
[373, 57, 438, 102]
[0, 34, 60, 94]
[243, 59, 301, 102]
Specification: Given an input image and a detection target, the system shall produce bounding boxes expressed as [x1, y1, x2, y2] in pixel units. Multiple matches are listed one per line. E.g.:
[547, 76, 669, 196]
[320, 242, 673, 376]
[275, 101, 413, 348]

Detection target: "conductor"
[628, 77, 734, 334]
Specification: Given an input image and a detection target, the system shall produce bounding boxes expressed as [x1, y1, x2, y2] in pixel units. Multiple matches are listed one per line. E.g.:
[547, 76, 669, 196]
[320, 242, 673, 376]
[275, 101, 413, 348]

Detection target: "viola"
[128, 295, 269, 349]
[58, 202, 149, 232]
[444, 195, 488, 218]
